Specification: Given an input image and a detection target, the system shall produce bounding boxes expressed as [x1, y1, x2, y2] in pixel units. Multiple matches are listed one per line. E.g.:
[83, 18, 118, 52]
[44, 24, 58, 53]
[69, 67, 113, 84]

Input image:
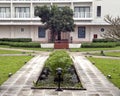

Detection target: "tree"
[102, 15, 120, 41]
[34, 5, 74, 42]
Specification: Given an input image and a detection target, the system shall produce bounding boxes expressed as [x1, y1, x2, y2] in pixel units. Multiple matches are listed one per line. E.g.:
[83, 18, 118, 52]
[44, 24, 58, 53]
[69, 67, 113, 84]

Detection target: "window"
[0, 7, 10, 18]
[15, 7, 30, 18]
[78, 27, 86, 38]
[21, 28, 24, 32]
[101, 28, 105, 32]
[74, 7, 90, 18]
[97, 6, 101, 17]
[38, 27, 45, 38]
[94, 34, 98, 39]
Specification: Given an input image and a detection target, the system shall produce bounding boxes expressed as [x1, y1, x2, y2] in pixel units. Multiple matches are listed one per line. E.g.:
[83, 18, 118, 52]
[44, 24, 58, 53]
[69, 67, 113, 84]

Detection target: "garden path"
[0, 52, 120, 96]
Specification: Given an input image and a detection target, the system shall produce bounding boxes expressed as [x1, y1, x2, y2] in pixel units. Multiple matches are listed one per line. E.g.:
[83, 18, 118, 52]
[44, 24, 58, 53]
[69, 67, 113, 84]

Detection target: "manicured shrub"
[0, 41, 10, 45]
[9, 42, 40, 48]
[45, 50, 73, 75]
[0, 38, 32, 42]
[92, 39, 115, 43]
[0, 41, 40, 48]
[116, 42, 120, 46]
[81, 42, 116, 48]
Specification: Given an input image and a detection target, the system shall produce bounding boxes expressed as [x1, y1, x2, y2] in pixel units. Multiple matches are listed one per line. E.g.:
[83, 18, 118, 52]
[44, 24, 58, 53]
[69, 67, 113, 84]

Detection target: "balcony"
[0, 13, 10, 18]
[1, 0, 11, 1]
[74, 12, 92, 20]
[15, 13, 30, 18]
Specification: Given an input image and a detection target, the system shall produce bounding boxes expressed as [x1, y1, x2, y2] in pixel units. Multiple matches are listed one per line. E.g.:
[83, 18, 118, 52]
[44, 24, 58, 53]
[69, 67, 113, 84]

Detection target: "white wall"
[0, 26, 11, 38]
[93, 0, 120, 24]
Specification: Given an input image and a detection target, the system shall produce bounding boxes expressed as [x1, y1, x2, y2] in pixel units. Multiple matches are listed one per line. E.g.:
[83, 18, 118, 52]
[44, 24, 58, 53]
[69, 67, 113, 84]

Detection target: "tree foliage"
[34, 5, 74, 41]
[103, 15, 120, 41]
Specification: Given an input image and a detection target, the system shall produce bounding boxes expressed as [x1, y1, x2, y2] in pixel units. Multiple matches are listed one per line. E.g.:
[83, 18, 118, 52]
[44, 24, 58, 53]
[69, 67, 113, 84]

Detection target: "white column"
[10, 0, 13, 18]
[30, 1, 33, 19]
[10, 26, 15, 38]
[30, 25, 35, 41]
[71, 2, 74, 10]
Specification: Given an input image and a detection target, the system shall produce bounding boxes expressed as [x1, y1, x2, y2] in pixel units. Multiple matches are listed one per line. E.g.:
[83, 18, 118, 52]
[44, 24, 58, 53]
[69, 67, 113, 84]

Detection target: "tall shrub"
[45, 50, 73, 75]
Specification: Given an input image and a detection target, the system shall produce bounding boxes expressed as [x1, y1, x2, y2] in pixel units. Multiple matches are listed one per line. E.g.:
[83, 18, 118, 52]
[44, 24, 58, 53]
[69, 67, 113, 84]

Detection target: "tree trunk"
[50, 31, 55, 42]
[58, 32, 61, 40]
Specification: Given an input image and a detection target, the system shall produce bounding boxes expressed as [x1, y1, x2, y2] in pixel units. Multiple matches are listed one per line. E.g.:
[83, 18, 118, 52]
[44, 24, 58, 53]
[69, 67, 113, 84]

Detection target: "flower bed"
[32, 50, 85, 90]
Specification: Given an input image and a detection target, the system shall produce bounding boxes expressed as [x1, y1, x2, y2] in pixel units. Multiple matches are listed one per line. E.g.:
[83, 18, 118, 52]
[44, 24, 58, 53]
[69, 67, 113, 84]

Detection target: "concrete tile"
[86, 94, 99, 96]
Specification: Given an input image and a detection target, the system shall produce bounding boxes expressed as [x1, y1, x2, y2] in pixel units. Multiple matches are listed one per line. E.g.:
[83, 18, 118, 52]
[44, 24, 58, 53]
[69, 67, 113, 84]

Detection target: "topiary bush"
[45, 50, 73, 75]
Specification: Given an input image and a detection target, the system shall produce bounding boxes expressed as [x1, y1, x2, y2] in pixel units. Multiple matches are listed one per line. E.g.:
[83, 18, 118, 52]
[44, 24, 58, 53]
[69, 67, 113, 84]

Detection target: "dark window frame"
[38, 27, 46, 38]
[78, 26, 86, 38]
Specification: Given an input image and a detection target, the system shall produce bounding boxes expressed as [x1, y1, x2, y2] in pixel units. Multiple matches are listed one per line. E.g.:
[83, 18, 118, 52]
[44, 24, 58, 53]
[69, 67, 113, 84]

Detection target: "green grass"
[88, 51, 120, 57]
[0, 45, 53, 52]
[105, 52, 120, 57]
[88, 57, 120, 88]
[20, 48, 53, 51]
[0, 49, 25, 54]
[0, 56, 32, 85]
[70, 46, 120, 52]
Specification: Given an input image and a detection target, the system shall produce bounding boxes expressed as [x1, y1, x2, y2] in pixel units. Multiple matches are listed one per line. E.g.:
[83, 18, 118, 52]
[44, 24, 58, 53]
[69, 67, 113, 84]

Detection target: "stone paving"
[0, 52, 120, 96]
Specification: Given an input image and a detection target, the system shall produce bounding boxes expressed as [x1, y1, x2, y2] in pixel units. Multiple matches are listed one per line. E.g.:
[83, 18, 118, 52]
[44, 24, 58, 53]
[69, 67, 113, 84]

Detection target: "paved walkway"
[0, 52, 120, 96]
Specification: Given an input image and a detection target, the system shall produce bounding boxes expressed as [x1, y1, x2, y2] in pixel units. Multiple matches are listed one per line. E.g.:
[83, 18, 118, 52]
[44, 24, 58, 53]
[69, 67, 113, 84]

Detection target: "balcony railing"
[15, 13, 30, 18]
[0, 13, 10, 18]
[0, 0, 93, 1]
[0, 0, 11, 1]
[74, 12, 92, 18]
[0, 12, 92, 20]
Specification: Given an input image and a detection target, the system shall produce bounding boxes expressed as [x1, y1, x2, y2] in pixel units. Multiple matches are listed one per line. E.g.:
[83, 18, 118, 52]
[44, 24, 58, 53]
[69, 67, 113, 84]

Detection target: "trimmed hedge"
[116, 42, 120, 46]
[81, 42, 116, 48]
[0, 41, 40, 48]
[0, 38, 32, 42]
[45, 50, 73, 75]
[92, 39, 115, 43]
[10, 42, 40, 48]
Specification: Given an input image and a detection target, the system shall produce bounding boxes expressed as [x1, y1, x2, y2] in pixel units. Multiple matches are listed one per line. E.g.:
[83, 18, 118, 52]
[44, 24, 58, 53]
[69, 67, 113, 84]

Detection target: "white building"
[0, 0, 120, 43]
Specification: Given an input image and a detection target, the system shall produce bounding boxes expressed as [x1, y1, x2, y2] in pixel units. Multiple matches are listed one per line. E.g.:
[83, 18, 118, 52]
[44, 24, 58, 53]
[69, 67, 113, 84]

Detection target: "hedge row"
[0, 38, 32, 42]
[116, 42, 120, 46]
[81, 42, 116, 48]
[0, 41, 40, 48]
[92, 39, 115, 43]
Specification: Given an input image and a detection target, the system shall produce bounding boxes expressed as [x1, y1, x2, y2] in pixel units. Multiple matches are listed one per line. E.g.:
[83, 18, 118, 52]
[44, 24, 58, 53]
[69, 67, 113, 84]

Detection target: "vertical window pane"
[38, 27, 45, 38]
[97, 6, 101, 17]
[74, 7, 79, 12]
[74, 7, 79, 18]
[85, 7, 90, 18]
[78, 27, 86, 38]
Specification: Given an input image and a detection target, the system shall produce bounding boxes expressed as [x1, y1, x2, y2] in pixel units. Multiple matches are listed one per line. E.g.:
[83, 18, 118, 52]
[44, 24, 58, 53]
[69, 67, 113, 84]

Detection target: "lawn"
[0, 56, 32, 85]
[105, 52, 120, 57]
[0, 45, 53, 52]
[70, 46, 120, 52]
[0, 49, 25, 54]
[88, 51, 120, 57]
[88, 57, 120, 89]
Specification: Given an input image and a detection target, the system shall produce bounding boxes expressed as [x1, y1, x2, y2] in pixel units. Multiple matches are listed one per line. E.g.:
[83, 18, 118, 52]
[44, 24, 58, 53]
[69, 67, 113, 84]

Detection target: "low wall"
[41, 43, 81, 48]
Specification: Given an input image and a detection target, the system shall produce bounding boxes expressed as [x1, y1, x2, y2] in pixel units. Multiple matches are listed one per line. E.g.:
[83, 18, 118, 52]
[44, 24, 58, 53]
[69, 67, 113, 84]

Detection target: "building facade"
[0, 0, 120, 43]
